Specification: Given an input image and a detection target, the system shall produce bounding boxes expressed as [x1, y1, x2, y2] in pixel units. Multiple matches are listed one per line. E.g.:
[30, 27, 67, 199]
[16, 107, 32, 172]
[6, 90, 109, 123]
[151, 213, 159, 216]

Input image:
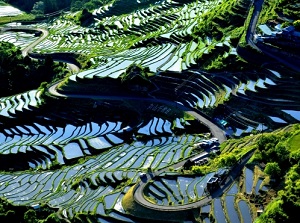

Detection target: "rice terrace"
[0, 0, 299, 222]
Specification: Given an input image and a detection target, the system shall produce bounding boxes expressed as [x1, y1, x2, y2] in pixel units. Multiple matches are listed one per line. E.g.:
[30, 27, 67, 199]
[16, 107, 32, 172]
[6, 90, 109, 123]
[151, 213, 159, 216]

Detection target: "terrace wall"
[128, 183, 200, 222]
[28, 52, 81, 68]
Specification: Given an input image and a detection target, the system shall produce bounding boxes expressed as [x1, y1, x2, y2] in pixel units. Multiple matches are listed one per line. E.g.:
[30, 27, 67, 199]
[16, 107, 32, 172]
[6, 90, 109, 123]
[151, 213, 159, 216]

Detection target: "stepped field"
[0, 0, 299, 222]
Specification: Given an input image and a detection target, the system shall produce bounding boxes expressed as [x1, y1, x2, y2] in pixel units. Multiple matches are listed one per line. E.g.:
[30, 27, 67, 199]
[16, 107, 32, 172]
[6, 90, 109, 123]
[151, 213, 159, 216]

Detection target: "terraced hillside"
[0, 0, 299, 222]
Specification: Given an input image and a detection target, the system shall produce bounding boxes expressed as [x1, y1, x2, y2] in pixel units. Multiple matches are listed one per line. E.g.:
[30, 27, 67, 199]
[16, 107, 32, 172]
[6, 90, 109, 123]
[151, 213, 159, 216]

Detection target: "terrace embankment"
[49, 78, 227, 142]
[28, 51, 81, 69]
[122, 186, 199, 222]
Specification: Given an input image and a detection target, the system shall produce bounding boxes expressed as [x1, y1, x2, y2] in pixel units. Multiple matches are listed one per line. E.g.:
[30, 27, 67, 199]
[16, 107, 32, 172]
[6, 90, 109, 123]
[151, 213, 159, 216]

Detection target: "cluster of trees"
[0, 41, 66, 97]
[255, 132, 292, 178]
[0, 197, 65, 223]
[254, 126, 300, 222]
[257, 164, 300, 223]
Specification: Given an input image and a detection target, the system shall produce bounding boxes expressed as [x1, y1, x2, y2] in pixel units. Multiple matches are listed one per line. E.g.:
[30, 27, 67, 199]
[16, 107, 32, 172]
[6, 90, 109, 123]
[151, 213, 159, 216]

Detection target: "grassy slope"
[288, 131, 300, 152]
[193, 0, 253, 71]
[0, 13, 35, 25]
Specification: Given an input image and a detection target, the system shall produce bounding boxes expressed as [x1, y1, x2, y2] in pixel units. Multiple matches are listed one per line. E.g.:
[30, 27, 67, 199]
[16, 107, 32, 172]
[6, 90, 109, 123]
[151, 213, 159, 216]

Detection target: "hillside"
[5, 0, 158, 13]
[0, 0, 299, 222]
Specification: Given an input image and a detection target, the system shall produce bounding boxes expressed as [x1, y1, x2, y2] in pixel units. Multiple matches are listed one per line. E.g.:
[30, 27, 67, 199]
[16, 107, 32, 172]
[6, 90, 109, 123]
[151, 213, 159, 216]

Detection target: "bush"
[293, 20, 300, 31]
[191, 165, 208, 175]
[219, 153, 237, 167]
[24, 209, 37, 223]
[264, 162, 281, 178]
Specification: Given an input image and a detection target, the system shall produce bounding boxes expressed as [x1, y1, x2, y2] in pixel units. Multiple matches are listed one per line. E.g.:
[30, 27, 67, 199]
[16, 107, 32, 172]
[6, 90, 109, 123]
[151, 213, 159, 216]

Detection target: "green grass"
[0, 13, 35, 25]
[183, 112, 195, 121]
[289, 132, 300, 152]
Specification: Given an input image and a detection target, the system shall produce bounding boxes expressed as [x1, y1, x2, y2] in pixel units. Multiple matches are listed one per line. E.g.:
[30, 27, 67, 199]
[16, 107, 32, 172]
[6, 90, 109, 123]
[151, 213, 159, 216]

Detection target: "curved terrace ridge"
[1, 23, 226, 143]
[128, 150, 254, 216]
[1, 26, 80, 73]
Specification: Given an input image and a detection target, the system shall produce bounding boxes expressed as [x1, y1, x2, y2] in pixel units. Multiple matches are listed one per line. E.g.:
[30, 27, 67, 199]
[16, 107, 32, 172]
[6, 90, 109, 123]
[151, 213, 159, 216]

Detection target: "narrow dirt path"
[21, 27, 49, 57]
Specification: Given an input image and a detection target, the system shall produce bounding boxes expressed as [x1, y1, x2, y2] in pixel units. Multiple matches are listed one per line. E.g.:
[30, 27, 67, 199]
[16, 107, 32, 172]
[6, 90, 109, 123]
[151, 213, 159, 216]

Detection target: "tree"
[0, 41, 65, 96]
[31, 1, 45, 15]
[256, 200, 288, 223]
[24, 209, 37, 223]
[289, 150, 300, 165]
[219, 153, 237, 167]
[274, 143, 289, 164]
[264, 162, 281, 178]
[191, 165, 208, 175]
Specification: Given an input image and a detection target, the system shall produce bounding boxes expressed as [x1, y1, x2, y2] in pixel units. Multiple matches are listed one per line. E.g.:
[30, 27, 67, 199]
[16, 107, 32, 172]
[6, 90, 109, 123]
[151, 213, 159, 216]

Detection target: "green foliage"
[258, 0, 278, 24]
[289, 131, 300, 152]
[289, 150, 300, 165]
[191, 165, 208, 175]
[259, 0, 299, 24]
[281, 21, 292, 28]
[294, 20, 300, 31]
[0, 13, 35, 25]
[274, 143, 289, 164]
[219, 153, 238, 167]
[257, 135, 279, 151]
[257, 133, 291, 171]
[194, 0, 250, 39]
[249, 150, 263, 163]
[31, 1, 45, 16]
[250, 127, 300, 222]
[120, 64, 150, 81]
[257, 165, 300, 223]
[256, 199, 288, 223]
[264, 162, 281, 178]
[0, 42, 66, 96]
[74, 54, 91, 69]
[211, 125, 300, 222]
[24, 209, 38, 223]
